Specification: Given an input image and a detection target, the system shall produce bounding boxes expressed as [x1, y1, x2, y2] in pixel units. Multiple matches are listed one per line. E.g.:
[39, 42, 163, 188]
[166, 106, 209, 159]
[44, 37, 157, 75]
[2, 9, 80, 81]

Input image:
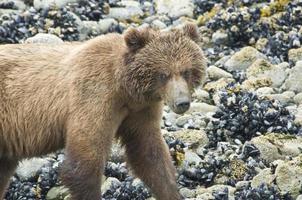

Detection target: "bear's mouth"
[169, 102, 190, 115]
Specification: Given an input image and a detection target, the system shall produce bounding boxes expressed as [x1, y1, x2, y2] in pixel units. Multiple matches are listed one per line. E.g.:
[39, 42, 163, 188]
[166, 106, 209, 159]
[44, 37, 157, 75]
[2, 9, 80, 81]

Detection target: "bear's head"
[122, 23, 206, 114]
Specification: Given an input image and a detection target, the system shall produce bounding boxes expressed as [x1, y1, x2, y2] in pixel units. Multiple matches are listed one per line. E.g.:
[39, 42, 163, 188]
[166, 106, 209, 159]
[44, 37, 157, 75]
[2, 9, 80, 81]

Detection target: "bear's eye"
[182, 69, 191, 80]
[158, 73, 169, 83]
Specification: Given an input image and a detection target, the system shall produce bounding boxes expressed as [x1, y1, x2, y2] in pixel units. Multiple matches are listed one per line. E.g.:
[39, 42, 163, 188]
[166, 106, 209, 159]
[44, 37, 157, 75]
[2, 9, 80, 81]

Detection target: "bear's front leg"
[117, 103, 182, 200]
[61, 106, 127, 200]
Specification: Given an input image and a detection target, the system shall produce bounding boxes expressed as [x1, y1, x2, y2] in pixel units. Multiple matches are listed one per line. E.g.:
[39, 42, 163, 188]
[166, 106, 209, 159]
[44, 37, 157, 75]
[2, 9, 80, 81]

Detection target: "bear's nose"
[175, 98, 190, 113]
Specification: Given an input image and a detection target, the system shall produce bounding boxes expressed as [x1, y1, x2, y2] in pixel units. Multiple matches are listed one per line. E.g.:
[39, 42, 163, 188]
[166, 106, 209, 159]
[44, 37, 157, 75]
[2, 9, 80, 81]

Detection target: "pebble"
[284, 61, 302, 93]
[224, 46, 266, 71]
[207, 65, 233, 80]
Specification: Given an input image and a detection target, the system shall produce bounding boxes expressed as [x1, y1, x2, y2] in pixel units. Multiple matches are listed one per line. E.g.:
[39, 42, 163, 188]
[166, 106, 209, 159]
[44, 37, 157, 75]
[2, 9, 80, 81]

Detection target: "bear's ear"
[124, 28, 152, 52]
[182, 23, 200, 43]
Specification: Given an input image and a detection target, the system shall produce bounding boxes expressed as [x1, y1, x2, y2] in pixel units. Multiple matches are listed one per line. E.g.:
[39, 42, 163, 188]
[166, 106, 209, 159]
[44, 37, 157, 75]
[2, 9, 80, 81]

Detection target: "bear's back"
[0, 44, 75, 158]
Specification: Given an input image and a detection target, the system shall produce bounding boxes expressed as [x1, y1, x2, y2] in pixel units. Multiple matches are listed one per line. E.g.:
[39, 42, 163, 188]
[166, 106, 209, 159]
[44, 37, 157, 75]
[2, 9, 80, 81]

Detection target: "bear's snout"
[174, 97, 190, 114]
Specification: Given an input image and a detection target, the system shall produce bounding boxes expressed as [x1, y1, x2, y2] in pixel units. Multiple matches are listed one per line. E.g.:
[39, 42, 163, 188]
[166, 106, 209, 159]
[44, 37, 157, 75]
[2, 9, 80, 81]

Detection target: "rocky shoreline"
[1, 0, 302, 199]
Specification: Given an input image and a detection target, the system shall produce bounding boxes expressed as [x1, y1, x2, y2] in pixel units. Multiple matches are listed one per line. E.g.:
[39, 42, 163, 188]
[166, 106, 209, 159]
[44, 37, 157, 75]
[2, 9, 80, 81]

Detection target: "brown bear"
[0, 23, 206, 200]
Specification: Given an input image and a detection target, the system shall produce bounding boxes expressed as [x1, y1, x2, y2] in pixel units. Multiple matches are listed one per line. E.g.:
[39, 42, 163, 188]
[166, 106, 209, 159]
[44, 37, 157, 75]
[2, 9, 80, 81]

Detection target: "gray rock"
[80, 18, 117, 37]
[288, 47, 302, 63]
[294, 92, 302, 105]
[101, 177, 121, 195]
[192, 89, 210, 103]
[196, 185, 235, 200]
[235, 181, 250, 190]
[155, 0, 194, 18]
[151, 19, 167, 29]
[196, 192, 214, 200]
[204, 78, 235, 92]
[212, 30, 228, 45]
[184, 150, 202, 165]
[284, 61, 302, 93]
[250, 134, 302, 163]
[25, 33, 63, 44]
[247, 59, 288, 88]
[46, 186, 69, 200]
[173, 129, 209, 149]
[266, 91, 295, 105]
[176, 114, 191, 127]
[109, 142, 125, 162]
[294, 104, 302, 125]
[255, 38, 268, 51]
[189, 102, 218, 114]
[16, 158, 50, 181]
[207, 65, 233, 80]
[0, 8, 20, 16]
[98, 18, 118, 33]
[180, 187, 196, 198]
[251, 168, 275, 188]
[34, 0, 78, 10]
[255, 87, 274, 96]
[215, 55, 231, 68]
[132, 178, 144, 187]
[108, 5, 143, 20]
[225, 46, 266, 71]
[297, 195, 302, 200]
[275, 156, 302, 198]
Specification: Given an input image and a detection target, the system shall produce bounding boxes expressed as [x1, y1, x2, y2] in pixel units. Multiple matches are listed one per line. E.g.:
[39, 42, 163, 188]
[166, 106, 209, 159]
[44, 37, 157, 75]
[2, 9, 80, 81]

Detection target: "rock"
[207, 65, 233, 80]
[294, 92, 302, 104]
[266, 91, 295, 105]
[16, 158, 51, 180]
[241, 76, 272, 91]
[215, 55, 231, 68]
[297, 195, 302, 200]
[0, 8, 20, 16]
[184, 150, 202, 165]
[192, 89, 210, 103]
[101, 177, 121, 195]
[250, 134, 302, 163]
[288, 47, 302, 63]
[235, 181, 250, 190]
[176, 114, 192, 127]
[294, 104, 302, 125]
[180, 187, 196, 198]
[284, 61, 302, 93]
[212, 29, 228, 45]
[25, 33, 63, 44]
[173, 129, 209, 149]
[81, 21, 99, 36]
[255, 38, 268, 51]
[98, 18, 118, 33]
[275, 156, 302, 198]
[189, 102, 218, 114]
[155, 0, 194, 18]
[204, 78, 235, 92]
[109, 141, 125, 162]
[34, 0, 78, 10]
[63, 195, 71, 200]
[246, 59, 288, 87]
[196, 185, 235, 199]
[107, 3, 143, 20]
[251, 168, 275, 188]
[224, 46, 266, 71]
[255, 87, 274, 96]
[151, 19, 167, 29]
[46, 186, 69, 200]
[80, 18, 118, 36]
[196, 192, 214, 200]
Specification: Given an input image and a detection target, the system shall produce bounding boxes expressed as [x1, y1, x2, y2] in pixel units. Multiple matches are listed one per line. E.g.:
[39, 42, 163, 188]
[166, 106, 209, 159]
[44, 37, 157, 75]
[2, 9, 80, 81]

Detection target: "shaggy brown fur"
[0, 23, 206, 200]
